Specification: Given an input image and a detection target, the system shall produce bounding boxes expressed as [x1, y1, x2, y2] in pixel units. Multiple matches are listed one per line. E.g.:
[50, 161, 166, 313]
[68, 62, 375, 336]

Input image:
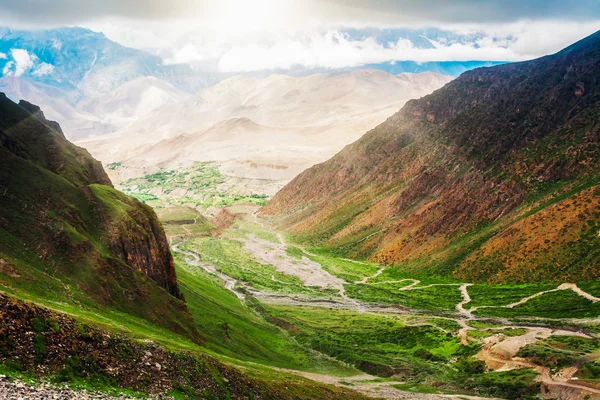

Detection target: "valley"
[81, 70, 452, 195]
[154, 196, 600, 400]
[98, 141, 600, 399]
[1, 16, 600, 400]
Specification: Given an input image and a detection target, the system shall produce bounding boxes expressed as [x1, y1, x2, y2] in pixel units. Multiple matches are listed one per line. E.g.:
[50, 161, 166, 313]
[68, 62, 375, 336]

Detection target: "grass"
[227, 219, 280, 244]
[392, 382, 466, 395]
[263, 305, 461, 376]
[473, 290, 600, 319]
[155, 206, 212, 237]
[466, 283, 558, 309]
[462, 369, 540, 399]
[301, 247, 381, 283]
[576, 361, 600, 382]
[345, 283, 462, 312]
[0, 145, 201, 344]
[517, 335, 600, 373]
[181, 237, 334, 297]
[174, 254, 352, 374]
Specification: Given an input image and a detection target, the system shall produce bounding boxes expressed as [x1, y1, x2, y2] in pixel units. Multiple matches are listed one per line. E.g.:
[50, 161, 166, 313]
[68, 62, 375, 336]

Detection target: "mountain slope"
[82, 70, 452, 187]
[0, 93, 199, 341]
[262, 31, 600, 284]
[0, 27, 210, 138]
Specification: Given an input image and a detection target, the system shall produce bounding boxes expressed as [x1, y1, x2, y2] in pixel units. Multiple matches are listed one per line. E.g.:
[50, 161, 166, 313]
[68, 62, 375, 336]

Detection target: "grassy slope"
[0, 96, 200, 343]
[175, 255, 353, 375]
[0, 149, 199, 342]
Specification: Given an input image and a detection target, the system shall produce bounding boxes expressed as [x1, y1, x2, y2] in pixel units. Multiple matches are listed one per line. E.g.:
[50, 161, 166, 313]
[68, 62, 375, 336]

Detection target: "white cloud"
[1, 49, 54, 77]
[443, 20, 600, 57]
[0, 52, 6, 59]
[215, 20, 600, 72]
[0, 0, 598, 29]
[10, 49, 35, 77]
[32, 62, 54, 76]
[165, 43, 209, 64]
[2, 61, 13, 75]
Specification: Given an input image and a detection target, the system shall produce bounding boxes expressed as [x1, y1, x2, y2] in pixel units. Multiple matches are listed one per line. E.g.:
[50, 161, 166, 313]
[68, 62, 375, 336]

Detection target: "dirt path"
[239, 234, 348, 293]
[477, 329, 600, 399]
[172, 242, 245, 301]
[455, 284, 475, 345]
[469, 283, 600, 314]
[355, 266, 386, 284]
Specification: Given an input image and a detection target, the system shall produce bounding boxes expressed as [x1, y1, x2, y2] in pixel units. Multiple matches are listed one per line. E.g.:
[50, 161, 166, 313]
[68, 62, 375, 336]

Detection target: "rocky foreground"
[0, 294, 368, 400]
[0, 375, 164, 400]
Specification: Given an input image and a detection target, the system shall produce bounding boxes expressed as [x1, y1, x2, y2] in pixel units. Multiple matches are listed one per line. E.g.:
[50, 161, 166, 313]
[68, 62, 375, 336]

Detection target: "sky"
[0, 0, 598, 73]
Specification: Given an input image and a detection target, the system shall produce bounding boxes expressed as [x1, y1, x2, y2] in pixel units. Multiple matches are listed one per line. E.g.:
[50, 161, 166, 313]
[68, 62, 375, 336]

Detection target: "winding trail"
[172, 242, 245, 301]
[456, 283, 475, 345]
[467, 283, 600, 314]
[172, 208, 600, 399]
[355, 266, 386, 284]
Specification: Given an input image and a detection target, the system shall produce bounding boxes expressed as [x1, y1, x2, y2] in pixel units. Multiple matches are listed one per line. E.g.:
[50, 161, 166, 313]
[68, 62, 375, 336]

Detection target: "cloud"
[317, 0, 600, 26]
[32, 62, 54, 77]
[165, 43, 211, 65]
[10, 49, 34, 77]
[0, 52, 6, 59]
[1, 49, 52, 77]
[0, 1, 598, 75]
[0, 0, 597, 28]
[217, 32, 507, 72]
[217, 21, 600, 72]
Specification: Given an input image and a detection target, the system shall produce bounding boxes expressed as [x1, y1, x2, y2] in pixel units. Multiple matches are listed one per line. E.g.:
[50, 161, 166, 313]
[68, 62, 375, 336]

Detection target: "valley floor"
[165, 203, 600, 400]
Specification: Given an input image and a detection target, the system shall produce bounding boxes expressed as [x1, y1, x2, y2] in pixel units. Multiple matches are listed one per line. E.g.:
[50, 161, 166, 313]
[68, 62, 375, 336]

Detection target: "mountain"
[0, 93, 200, 341]
[0, 27, 211, 95]
[262, 31, 600, 284]
[0, 27, 215, 138]
[81, 70, 452, 189]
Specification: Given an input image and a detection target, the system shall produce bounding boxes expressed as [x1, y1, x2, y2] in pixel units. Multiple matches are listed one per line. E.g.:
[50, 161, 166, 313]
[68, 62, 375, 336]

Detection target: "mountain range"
[263, 30, 600, 284]
[0, 27, 501, 141]
[0, 27, 216, 138]
[81, 69, 452, 190]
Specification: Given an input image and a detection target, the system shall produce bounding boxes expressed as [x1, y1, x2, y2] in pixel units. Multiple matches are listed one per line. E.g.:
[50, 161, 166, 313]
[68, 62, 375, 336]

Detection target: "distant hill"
[81, 69, 453, 189]
[263, 31, 600, 284]
[0, 93, 200, 341]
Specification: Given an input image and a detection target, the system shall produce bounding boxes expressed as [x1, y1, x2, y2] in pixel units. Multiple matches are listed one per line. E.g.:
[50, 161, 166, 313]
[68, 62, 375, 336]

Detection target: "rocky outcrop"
[0, 95, 192, 336]
[90, 187, 183, 300]
[263, 31, 600, 283]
